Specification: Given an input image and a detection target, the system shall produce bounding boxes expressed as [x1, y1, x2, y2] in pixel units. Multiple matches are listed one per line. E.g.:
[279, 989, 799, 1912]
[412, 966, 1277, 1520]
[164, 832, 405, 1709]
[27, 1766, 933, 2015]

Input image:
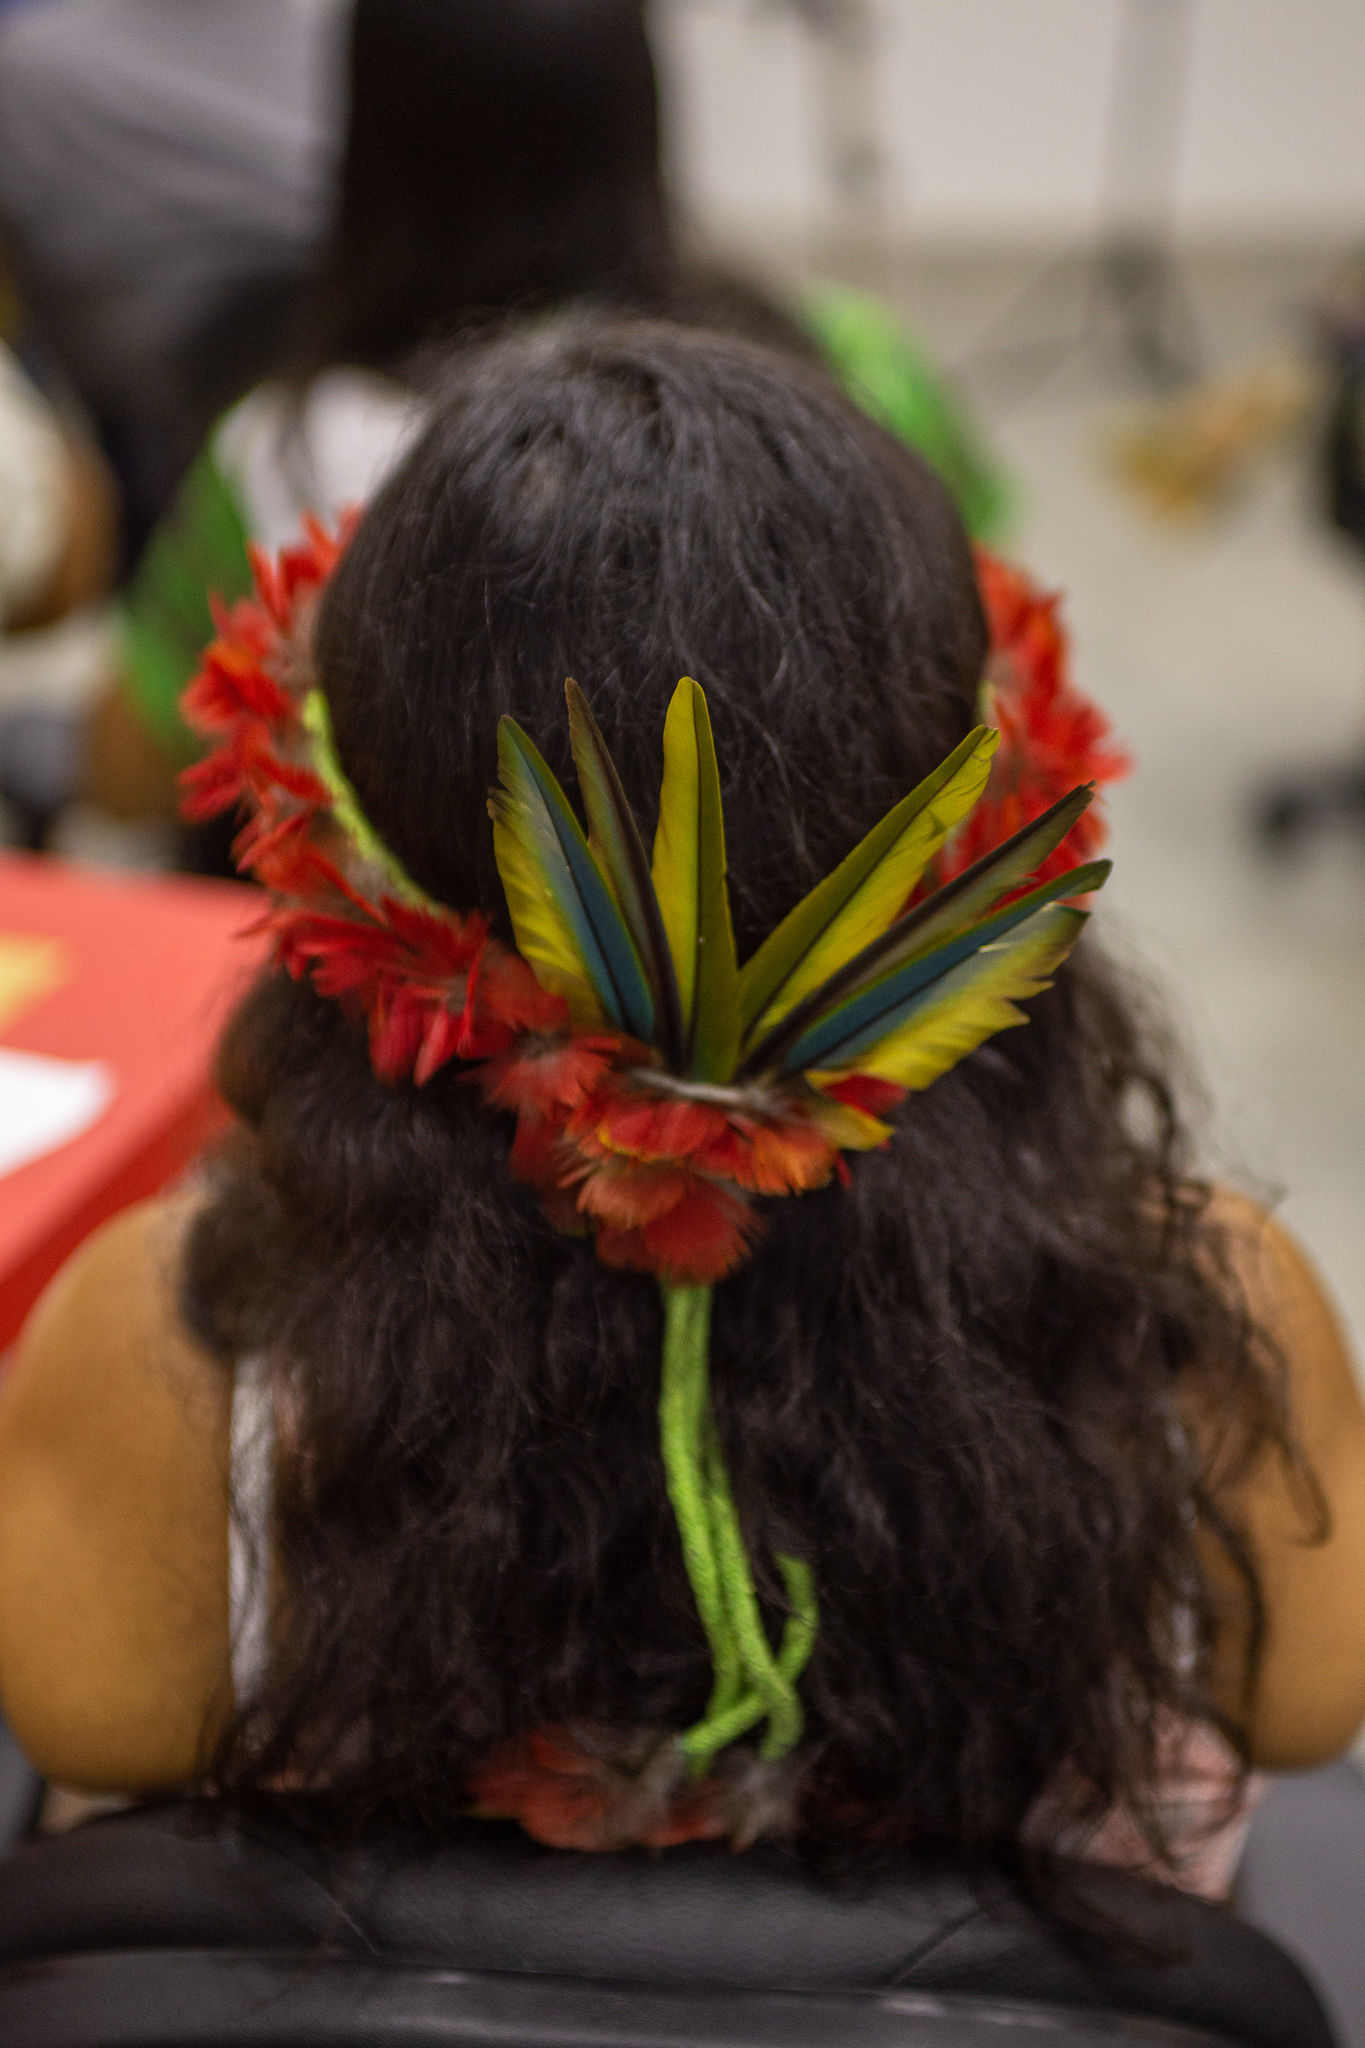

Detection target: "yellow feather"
[491, 789, 609, 1031]
[802, 1087, 895, 1152]
[829, 905, 1086, 1092]
[746, 728, 998, 1041]
[650, 679, 702, 1034]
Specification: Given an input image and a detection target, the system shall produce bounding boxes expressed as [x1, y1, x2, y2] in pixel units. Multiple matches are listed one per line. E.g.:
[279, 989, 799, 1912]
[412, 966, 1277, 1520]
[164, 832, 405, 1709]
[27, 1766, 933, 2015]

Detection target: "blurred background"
[659, 0, 1365, 1361]
[0, 0, 1362, 1355]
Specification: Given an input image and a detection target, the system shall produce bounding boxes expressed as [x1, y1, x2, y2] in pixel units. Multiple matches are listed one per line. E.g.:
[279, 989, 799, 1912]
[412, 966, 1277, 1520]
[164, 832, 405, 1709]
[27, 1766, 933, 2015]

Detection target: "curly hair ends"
[183, 320, 1292, 1909]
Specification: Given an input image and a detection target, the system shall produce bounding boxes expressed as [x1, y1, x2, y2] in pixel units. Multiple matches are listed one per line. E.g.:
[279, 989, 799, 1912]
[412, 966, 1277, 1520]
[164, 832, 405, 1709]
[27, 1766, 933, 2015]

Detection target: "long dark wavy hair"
[185, 320, 1294, 1899]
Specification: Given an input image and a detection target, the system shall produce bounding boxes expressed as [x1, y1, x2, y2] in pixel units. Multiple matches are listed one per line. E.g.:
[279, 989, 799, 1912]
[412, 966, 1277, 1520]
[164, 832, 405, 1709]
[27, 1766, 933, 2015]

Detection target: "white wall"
[651, 0, 1365, 243]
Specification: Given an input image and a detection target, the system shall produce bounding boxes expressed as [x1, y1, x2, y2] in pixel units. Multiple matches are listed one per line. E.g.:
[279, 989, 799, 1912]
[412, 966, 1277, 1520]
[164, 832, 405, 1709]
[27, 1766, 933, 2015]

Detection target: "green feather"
[774, 858, 1109, 1076]
[565, 680, 684, 1068]
[737, 725, 998, 1045]
[489, 717, 655, 1038]
[651, 680, 741, 1082]
[810, 902, 1090, 1092]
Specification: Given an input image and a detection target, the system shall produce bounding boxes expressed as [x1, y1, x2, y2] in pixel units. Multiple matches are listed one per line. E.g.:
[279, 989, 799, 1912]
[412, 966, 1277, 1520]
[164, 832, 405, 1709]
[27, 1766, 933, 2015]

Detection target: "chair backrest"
[0, 1802, 1335, 2048]
[0, 1950, 1253, 2048]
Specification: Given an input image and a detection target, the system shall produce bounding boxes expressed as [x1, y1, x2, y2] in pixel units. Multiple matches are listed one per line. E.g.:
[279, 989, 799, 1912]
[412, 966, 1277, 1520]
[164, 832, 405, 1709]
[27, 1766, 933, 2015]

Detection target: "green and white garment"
[119, 368, 424, 761]
[119, 291, 1009, 761]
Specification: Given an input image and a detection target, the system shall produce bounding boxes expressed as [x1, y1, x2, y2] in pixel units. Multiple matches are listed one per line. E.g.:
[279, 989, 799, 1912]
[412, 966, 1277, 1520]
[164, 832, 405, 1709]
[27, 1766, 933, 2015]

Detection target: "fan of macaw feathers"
[489, 677, 1109, 1770]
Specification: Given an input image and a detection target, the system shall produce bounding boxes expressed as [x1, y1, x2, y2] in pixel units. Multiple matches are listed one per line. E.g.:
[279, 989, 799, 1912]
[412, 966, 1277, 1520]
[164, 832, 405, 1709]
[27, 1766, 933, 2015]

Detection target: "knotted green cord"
[293, 699, 820, 1774]
[659, 1282, 818, 1769]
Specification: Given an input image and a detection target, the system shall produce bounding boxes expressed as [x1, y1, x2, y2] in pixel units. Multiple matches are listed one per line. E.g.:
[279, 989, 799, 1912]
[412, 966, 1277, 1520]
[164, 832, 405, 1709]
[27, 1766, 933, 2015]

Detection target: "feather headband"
[180, 517, 1122, 1796]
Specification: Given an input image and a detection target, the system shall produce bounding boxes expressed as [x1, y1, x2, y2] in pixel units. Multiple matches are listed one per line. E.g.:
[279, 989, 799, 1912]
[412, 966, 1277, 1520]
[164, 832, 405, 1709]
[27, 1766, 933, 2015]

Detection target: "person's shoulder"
[1205, 1186, 1357, 1409]
[1198, 1185, 1365, 1766]
[9, 1196, 201, 1398]
[1198, 1183, 1364, 1484]
[0, 1197, 233, 1787]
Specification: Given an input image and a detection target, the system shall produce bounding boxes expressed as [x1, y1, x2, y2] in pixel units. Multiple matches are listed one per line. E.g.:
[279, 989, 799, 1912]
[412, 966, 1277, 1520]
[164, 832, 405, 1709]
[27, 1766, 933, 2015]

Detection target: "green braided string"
[288, 703, 821, 1772]
[658, 1283, 743, 1724]
[659, 1282, 819, 1772]
[301, 691, 431, 907]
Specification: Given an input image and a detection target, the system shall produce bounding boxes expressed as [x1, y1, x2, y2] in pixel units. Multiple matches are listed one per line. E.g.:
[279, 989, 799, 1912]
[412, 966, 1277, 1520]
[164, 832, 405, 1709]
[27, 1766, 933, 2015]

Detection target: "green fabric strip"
[118, 446, 253, 761]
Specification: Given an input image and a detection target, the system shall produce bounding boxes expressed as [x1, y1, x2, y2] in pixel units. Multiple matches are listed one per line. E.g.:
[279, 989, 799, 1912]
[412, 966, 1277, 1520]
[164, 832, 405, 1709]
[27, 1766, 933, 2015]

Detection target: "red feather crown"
[180, 523, 1127, 1293]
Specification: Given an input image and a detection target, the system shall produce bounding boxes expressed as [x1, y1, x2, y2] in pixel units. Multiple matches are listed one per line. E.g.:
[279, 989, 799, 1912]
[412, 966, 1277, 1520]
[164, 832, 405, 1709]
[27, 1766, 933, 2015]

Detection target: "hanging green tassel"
[480, 677, 1106, 1783]
[658, 1282, 818, 1771]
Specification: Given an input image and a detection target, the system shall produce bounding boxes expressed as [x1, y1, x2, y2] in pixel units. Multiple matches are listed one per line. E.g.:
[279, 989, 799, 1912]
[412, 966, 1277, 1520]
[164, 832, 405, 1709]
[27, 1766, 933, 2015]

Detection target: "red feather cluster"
[469, 1726, 726, 1851]
[179, 525, 1122, 1288]
[482, 1033, 884, 1284]
[177, 515, 558, 1085]
[178, 520, 878, 1282]
[929, 550, 1131, 891]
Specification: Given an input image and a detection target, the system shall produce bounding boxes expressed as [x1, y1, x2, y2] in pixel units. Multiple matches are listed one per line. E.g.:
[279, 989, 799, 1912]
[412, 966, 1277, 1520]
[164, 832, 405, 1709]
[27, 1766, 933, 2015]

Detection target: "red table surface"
[0, 853, 266, 1351]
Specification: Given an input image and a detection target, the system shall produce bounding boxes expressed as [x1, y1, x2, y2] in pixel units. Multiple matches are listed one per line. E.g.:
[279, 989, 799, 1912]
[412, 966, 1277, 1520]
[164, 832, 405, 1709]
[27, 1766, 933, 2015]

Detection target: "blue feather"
[493, 719, 656, 1039]
[780, 861, 1109, 1074]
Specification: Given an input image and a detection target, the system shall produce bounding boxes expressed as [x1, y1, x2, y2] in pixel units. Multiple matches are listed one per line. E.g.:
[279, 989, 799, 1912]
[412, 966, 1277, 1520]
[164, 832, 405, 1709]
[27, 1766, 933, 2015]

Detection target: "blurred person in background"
[86, 0, 1006, 861]
[0, 343, 110, 635]
[0, 0, 344, 565]
[0, 338, 116, 843]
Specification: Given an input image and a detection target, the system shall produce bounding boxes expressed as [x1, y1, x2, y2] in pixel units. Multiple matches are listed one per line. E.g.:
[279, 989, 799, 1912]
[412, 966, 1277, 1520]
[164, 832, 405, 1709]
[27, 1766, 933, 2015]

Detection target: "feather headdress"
[181, 520, 1117, 1800]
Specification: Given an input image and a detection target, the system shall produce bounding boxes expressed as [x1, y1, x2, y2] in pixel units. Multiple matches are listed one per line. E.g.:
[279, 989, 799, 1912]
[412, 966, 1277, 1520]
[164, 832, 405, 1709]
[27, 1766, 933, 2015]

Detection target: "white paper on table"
[0, 1047, 115, 1179]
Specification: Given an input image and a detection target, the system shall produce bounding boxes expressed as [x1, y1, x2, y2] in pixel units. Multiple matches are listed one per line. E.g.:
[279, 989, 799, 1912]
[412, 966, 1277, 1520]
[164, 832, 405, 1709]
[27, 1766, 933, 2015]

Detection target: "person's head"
[299, 0, 673, 375]
[189, 320, 1282, 1895]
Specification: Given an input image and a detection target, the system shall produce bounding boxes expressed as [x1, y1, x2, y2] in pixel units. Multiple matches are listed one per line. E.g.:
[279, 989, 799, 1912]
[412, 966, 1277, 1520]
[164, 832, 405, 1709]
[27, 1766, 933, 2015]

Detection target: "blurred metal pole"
[665, 0, 894, 284]
[1097, 0, 1200, 386]
[960, 0, 1202, 397]
[776, 0, 889, 241]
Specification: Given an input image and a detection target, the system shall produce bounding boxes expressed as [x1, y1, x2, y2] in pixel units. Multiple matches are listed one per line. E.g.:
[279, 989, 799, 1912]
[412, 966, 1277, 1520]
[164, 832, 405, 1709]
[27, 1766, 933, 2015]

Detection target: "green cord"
[659, 1284, 741, 1720]
[659, 1281, 819, 1772]
[301, 691, 432, 907]
[701, 1419, 802, 1760]
[288, 705, 819, 1770]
